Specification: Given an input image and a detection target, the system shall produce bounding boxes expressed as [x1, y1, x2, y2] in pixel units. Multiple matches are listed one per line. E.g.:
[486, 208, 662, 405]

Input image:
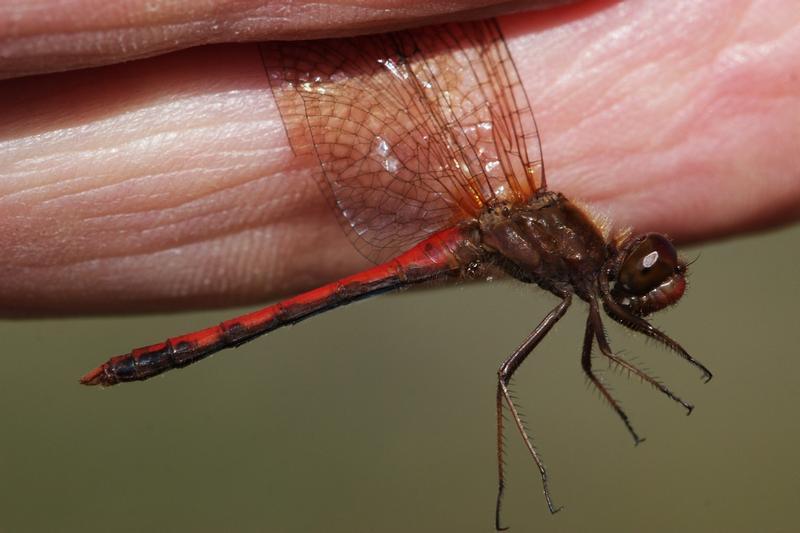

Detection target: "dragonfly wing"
[262, 20, 544, 263]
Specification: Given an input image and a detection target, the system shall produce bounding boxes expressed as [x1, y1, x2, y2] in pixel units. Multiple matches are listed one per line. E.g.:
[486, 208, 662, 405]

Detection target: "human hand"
[1, 0, 798, 315]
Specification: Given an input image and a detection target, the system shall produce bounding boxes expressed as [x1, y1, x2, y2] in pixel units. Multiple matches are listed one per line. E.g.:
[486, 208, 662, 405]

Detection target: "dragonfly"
[80, 19, 712, 530]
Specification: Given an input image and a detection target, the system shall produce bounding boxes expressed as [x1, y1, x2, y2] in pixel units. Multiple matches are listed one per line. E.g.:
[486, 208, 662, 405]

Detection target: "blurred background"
[1, 223, 798, 533]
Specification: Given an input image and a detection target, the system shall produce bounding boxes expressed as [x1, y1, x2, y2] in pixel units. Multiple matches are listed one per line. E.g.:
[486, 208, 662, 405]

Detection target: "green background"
[1, 224, 798, 533]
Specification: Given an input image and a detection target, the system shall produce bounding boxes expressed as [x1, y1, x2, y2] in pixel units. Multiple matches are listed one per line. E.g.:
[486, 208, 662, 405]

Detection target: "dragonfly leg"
[599, 277, 712, 382]
[590, 302, 694, 415]
[495, 293, 571, 530]
[583, 298, 644, 445]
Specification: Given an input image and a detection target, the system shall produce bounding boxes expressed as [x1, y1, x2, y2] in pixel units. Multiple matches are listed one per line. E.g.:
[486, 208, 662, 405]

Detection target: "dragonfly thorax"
[477, 191, 609, 300]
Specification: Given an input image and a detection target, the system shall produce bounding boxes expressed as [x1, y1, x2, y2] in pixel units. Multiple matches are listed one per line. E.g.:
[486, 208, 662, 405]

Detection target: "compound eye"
[617, 234, 679, 296]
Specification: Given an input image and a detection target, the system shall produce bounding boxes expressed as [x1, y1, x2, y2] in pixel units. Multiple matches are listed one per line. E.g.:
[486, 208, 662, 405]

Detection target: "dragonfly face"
[607, 233, 687, 316]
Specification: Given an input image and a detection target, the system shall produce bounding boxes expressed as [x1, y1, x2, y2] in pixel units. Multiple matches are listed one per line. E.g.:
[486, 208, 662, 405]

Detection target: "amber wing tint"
[262, 20, 544, 262]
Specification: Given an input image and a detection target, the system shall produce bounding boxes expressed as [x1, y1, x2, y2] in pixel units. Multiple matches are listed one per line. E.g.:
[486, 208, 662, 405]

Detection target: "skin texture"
[0, 0, 563, 79]
[1, 0, 799, 316]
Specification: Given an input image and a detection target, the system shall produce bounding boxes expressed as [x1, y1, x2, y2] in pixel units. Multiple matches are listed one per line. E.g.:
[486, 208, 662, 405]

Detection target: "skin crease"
[0, 0, 799, 316]
[0, 0, 563, 79]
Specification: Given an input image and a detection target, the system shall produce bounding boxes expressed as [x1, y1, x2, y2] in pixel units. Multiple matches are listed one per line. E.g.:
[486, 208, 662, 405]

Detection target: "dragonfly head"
[605, 233, 687, 317]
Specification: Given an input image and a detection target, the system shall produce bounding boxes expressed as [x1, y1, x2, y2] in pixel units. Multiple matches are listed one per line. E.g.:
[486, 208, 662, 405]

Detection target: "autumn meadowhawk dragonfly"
[80, 19, 711, 529]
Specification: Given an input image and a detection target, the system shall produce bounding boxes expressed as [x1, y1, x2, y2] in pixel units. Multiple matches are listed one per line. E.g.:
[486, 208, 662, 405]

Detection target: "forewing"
[262, 19, 544, 263]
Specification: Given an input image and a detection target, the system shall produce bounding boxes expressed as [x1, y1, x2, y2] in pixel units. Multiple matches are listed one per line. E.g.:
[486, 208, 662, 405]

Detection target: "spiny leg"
[590, 304, 694, 415]
[495, 294, 571, 530]
[582, 298, 644, 445]
[599, 277, 712, 382]
[495, 383, 508, 530]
